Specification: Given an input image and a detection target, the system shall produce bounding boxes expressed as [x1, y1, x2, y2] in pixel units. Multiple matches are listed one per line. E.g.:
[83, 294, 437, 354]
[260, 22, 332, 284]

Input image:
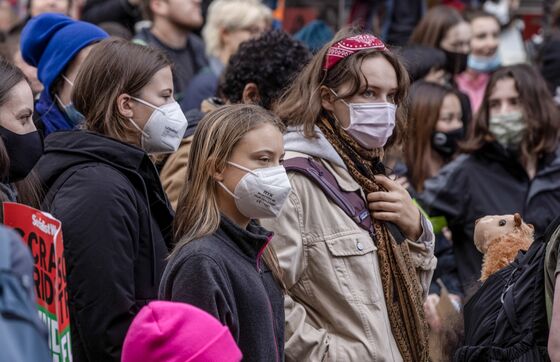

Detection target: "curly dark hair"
[220, 30, 311, 110]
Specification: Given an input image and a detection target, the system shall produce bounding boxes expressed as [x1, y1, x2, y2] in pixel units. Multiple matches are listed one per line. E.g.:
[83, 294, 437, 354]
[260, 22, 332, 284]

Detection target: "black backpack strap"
[502, 281, 522, 334]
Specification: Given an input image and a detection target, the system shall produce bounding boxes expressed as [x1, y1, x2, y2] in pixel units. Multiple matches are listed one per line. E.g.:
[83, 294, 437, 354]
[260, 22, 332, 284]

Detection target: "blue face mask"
[468, 53, 501, 73]
[55, 95, 85, 126]
[56, 75, 85, 127]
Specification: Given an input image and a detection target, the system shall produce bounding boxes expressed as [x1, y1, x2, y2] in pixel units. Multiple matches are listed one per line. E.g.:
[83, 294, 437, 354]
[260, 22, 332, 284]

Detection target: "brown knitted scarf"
[317, 116, 430, 361]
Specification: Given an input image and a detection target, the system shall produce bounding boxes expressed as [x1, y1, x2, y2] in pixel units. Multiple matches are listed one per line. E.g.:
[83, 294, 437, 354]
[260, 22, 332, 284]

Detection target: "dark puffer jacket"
[35, 130, 174, 361]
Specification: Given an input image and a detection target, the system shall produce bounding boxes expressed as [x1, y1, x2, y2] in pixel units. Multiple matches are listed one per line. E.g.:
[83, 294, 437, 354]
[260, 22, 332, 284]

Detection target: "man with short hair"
[134, 0, 207, 101]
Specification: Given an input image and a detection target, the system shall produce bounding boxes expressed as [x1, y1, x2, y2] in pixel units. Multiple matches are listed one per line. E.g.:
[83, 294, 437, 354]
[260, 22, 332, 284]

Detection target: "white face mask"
[128, 97, 188, 154]
[331, 89, 397, 149]
[218, 161, 292, 219]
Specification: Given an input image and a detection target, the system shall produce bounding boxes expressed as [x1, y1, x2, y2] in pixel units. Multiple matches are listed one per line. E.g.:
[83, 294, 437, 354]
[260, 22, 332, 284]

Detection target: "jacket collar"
[476, 141, 560, 180]
[217, 215, 273, 271]
[475, 141, 527, 180]
[536, 146, 560, 177]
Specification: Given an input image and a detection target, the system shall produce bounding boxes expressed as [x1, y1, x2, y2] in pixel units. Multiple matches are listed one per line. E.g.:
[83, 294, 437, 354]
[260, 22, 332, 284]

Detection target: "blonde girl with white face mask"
[160, 104, 288, 362]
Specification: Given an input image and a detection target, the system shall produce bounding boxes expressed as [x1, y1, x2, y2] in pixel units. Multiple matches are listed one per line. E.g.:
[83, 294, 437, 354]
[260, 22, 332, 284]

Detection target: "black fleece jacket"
[159, 216, 285, 362]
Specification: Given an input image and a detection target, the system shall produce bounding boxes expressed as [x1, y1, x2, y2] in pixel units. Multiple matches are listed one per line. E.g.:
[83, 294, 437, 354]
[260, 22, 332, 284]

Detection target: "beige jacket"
[261, 129, 436, 362]
[159, 135, 193, 210]
[159, 100, 218, 210]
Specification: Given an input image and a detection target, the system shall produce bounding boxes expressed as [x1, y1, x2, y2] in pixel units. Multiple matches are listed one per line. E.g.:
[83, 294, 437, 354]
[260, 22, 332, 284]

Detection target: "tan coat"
[261, 151, 436, 362]
[159, 100, 217, 210]
[159, 135, 193, 210]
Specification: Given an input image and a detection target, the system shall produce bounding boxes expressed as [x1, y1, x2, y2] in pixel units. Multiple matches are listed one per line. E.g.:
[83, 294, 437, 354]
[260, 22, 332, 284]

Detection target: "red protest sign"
[3, 202, 72, 361]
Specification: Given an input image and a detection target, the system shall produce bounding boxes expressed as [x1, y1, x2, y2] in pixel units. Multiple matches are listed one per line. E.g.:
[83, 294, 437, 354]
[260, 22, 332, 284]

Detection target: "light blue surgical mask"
[55, 75, 85, 127]
[468, 53, 501, 73]
[56, 98, 85, 126]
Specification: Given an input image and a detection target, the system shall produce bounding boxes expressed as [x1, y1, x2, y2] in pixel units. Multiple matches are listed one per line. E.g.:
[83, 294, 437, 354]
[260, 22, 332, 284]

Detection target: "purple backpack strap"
[284, 157, 407, 244]
[283, 157, 373, 234]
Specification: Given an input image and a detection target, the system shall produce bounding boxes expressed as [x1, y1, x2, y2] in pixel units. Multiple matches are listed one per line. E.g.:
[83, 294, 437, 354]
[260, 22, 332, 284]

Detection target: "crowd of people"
[2, 0, 560, 361]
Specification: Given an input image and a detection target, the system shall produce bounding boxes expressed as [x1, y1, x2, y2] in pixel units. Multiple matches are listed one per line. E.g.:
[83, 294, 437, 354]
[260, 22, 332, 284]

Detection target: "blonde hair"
[202, 0, 272, 58]
[173, 104, 285, 286]
[174, 103, 284, 243]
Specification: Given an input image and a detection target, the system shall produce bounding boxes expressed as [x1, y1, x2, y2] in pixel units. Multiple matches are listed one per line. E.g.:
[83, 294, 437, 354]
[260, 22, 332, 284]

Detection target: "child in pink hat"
[122, 301, 242, 362]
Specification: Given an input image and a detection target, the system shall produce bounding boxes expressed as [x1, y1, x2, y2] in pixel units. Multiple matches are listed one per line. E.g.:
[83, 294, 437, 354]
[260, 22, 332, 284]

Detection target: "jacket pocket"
[324, 236, 381, 305]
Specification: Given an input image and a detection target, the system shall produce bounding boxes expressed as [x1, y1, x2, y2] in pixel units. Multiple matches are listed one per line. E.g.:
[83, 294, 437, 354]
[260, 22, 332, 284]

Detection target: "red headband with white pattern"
[323, 34, 388, 71]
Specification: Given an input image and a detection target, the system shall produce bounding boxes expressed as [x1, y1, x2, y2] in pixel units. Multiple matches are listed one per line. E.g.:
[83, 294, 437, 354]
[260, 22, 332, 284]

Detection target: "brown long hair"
[0, 56, 26, 182]
[404, 81, 459, 191]
[0, 57, 42, 210]
[462, 64, 560, 163]
[409, 5, 465, 49]
[274, 27, 410, 147]
[72, 38, 171, 147]
[173, 104, 286, 286]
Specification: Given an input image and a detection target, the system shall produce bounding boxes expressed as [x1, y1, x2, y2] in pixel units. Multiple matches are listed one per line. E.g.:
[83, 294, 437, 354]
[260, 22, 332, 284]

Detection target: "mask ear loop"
[56, 75, 74, 108]
[128, 117, 150, 139]
[326, 88, 352, 130]
[61, 75, 74, 87]
[217, 181, 240, 200]
[227, 161, 258, 176]
[54, 94, 67, 108]
[130, 96, 166, 116]
[216, 161, 258, 200]
[130, 96, 169, 121]
[127, 96, 155, 139]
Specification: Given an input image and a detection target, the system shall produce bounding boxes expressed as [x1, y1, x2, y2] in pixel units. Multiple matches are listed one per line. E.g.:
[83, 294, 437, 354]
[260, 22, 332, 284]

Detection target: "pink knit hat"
[122, 301, 242, 362]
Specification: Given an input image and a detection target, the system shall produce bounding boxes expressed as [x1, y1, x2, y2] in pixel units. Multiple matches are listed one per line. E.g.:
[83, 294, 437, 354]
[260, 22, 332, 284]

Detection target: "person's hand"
[367, 175, 422, 240]
[442, 226, 453, 242]
[424, 294, 441, 332]
[392, 175, 410, 190]
[448, 293, 462, 311]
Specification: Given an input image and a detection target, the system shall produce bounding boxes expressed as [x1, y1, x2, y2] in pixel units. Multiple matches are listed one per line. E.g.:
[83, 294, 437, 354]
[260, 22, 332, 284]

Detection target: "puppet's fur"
[475, 213, 534, 282]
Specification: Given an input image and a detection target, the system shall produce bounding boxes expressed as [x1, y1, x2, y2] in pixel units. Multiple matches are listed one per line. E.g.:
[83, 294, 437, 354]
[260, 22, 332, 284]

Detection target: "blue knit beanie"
[20, 13, 108, 92]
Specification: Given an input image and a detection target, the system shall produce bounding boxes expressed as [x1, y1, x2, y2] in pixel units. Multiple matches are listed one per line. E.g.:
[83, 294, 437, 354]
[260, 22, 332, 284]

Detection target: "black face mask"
[0, 126, 44, 183]
[443, 50, 468, 75]
[432, 128, 464, 158]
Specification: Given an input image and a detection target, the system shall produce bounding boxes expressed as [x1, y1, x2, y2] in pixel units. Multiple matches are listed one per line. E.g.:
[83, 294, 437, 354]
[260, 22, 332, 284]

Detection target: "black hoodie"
[35, 130, 174, 362]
